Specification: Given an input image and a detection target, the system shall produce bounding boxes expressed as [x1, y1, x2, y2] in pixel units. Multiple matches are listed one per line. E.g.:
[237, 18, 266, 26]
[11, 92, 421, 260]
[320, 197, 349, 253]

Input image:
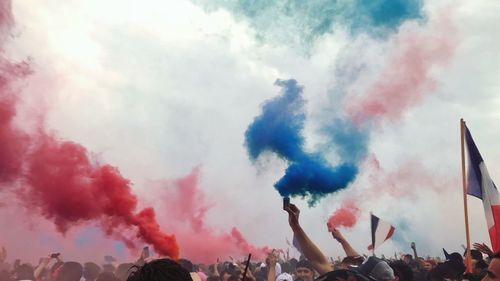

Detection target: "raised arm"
[285, 204, 332, 275]
[473, 242, 494, 259]
[0, 247, 6, 263]
[267, 251, 277, 281]
[411, 242, 418, 260]
[330, 228, 360, 258]
[34, 255, 53, 279]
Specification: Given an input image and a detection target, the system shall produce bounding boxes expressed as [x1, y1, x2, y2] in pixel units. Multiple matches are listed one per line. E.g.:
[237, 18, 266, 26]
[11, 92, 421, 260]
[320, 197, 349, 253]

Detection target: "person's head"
[354, 257, 394, 281]
[0, 269, 12, 281]
[126, 259, 192, 281]
[96, 272, 119, 281]
[281, 262, 293, 275]
[389, 261, 413, 281]
[445, 253, 463, 266]
[289, 259, 298, 271]
[482, 252, 500, 281]
[295, 260, 314, 281]
[178, 260, 194, 273]
[102, 265, 116, 274]
[466, 250, 488, 274]
[340, 257, 365, 270]
[276, 273, 293, 281]
[56, 262, 83, 281]
[446, 254, 466, 276]
[221, 264, 240, 281]
[468, 250, 484, 262]
[428, 261, 462, 281]
[15, 264, 34, 281]
[421, 260, 436, 272]
[115, 264, 134, 281]
[403, 255, 413, 265]
[83, 262, 102, 281]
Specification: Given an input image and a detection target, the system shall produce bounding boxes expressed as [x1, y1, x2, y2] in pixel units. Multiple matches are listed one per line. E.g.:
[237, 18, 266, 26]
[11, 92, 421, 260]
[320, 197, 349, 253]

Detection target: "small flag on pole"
[292, 233, 302, 254]
[464, 125, 500, 251]
[367, 213, 395, 251]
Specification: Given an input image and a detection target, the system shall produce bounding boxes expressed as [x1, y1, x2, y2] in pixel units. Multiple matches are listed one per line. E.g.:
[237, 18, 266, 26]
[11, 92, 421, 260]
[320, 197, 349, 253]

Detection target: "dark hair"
[16, 264, 35, 280]
[314, 270, 371, 281]
[389, 261, 413, 281]
[177, 259, 194, 273]
[0, 270, 12, 281]
[403, 255, 413, 261]
[221, 264, 240, 281]
[446, 253, 463, 264]
[57, 262, 83, 281]
[126, 259, 192, 281]
[295, 260, 314, 271]
[84, 262, 102, 281]
[493, 252, 500, 259]
[115, 263, 135, 281]
[281, 262, 293, 274]
[96, 272, 119, 281]
[103, 264, 116, 274]
[206, 277, 219, 281]
[428, 262, 461, 281]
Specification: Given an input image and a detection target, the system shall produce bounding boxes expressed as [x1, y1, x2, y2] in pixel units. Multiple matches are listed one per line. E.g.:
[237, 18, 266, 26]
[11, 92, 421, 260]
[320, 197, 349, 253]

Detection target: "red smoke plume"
[327, 201, 360, 231]
[0, 2, 179, 259]
[345, 16, 456, 123]
[327, 155, 453, 230]
[158, 167, 269, 263]
[331, 15, 457, 229]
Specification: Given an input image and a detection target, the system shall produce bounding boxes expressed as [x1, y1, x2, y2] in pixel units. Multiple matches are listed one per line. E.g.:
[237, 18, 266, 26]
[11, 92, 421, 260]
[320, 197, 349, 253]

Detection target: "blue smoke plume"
[245, 79, 363, 205]
[391, 219, 433, 256]
[195, 0, 423, 47]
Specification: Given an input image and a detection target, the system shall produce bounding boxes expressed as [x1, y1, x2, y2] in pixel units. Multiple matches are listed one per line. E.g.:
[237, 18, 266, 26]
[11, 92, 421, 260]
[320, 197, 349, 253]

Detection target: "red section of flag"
[490, 205, 500, 252]
[385, 226, 396, 241]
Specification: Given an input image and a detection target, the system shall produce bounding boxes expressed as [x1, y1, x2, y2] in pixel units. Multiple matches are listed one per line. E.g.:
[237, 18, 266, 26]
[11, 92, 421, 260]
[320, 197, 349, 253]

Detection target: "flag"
[367, 213, 395, 251]
[292, 233, 302, 254]
[443, 248, 449, 259]
[464, 125, 500, 251]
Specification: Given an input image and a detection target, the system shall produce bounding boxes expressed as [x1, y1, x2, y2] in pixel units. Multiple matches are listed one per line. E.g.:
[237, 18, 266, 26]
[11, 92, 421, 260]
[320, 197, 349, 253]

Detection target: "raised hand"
[473, 242, 493, 258]
[267, 250, 277, 267]
[284, 203, 300, 230]
[330, 228, 345, 243]
[0, 247, 6, 262]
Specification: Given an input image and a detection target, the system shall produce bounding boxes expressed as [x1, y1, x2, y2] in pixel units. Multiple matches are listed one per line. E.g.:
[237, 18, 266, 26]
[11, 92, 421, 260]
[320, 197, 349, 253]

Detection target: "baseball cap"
[350, 257, 395, 281]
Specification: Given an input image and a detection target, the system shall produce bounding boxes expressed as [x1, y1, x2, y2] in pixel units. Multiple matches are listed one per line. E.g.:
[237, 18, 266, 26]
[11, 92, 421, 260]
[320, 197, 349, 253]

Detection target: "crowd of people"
[0, 204, 498, 281]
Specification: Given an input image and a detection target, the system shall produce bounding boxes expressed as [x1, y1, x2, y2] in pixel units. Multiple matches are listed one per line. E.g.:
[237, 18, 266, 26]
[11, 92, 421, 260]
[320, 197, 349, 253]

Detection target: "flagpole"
[460, 118, 472, 273]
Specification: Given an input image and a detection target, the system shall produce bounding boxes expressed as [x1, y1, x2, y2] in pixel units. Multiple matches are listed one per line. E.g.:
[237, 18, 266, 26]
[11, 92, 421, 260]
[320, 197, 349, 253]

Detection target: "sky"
[1, 0, 500, 264]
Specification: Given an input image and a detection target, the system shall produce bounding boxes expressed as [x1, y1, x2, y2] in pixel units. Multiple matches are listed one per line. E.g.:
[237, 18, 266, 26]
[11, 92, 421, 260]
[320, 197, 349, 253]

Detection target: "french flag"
[465, 125, 500, 252]
[367, 213, 395, 251]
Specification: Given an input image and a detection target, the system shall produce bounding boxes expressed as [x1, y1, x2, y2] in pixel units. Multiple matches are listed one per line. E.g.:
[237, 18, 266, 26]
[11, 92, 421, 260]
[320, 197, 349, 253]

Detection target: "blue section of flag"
[371, 213, 379, 249]
[465, 126, 486, 199]
[292, 233, 302, 254]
